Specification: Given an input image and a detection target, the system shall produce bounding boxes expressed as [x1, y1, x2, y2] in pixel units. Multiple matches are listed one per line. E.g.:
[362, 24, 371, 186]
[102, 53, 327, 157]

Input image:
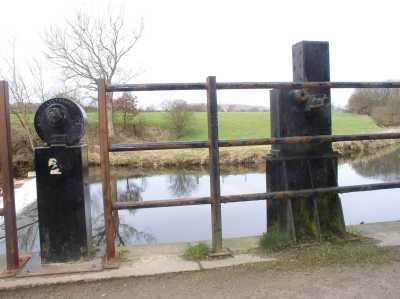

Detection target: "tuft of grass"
[184, 242, 210, 261]
[118, 247, 130, 262]
[259, 230, 292, 252]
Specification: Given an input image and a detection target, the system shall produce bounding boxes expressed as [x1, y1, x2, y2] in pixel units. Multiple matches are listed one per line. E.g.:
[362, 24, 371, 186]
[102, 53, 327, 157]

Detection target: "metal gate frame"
[98, 77, 400, 264]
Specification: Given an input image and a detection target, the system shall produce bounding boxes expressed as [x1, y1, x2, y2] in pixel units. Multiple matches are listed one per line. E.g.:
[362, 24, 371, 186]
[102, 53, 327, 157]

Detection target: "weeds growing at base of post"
[183, 242, 210, 261]
[259, 229, 292, 252]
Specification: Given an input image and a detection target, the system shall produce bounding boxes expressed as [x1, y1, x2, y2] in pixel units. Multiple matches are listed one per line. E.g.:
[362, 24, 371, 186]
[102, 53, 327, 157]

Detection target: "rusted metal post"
[206, 76, 223, 253]
[97, 79, 116, 263]
[0, 81, 19, 271]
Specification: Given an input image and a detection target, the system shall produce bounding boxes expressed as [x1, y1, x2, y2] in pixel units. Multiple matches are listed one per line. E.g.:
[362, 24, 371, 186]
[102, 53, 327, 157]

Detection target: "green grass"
[183, 242, 210, 261]
[14, 111, 380, 140]
[332, 112, 379, 134]
[118, 111, 380, 140]
[260, 230, 292, 252]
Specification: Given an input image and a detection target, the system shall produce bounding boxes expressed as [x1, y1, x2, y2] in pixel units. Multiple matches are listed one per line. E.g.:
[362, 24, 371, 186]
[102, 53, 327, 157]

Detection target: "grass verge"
[252, 238, 397, 272]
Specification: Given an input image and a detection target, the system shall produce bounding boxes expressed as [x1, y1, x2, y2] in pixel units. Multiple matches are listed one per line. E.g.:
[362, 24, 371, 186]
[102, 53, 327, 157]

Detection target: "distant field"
[86, 111, 380, 140]
[12, 111, 380, 140]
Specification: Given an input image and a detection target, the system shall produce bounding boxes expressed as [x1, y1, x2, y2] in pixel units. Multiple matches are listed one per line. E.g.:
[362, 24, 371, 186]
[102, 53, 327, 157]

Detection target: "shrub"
[163, 100, 194, 138]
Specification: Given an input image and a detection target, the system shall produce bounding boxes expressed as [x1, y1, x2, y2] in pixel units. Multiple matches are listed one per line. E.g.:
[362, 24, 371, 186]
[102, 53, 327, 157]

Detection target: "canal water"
[1, 147, 400, 254]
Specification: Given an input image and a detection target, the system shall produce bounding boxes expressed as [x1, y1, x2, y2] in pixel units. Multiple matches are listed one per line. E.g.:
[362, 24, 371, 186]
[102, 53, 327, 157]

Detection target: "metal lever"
[293, 90, 329, 111]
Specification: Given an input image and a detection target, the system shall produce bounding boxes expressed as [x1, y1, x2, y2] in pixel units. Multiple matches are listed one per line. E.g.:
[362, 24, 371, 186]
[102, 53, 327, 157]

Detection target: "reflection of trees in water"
[92, 177, 155, 246]
[350, 149, 400, 181]
[0, 176, 155, 254]
[168, 172, 199, 197]
[117, 177, 146, 203]
[92, 211, 155, 246]
[0, 202, 39, 253]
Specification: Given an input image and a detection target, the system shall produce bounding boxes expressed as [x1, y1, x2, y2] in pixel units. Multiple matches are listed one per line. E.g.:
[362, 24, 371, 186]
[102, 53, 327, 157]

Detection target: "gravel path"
[2, 261, 400, 299]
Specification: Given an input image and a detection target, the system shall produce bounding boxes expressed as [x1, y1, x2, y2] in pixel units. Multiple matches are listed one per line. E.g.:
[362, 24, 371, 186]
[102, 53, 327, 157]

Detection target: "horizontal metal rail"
[113, 181, 400, 210]
[110, 132, 400, 152]
[106, 81, 400, 92]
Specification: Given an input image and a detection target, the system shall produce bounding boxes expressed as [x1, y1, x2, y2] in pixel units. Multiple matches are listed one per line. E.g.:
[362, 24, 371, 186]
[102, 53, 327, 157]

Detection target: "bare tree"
[29, 58, 48, 103]
[0, 39, 38, 151]
[44, 10, 143, 136]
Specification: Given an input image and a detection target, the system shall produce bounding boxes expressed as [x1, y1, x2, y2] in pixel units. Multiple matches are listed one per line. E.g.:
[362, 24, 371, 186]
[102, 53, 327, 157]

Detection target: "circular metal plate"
[34, 98, 87, 146]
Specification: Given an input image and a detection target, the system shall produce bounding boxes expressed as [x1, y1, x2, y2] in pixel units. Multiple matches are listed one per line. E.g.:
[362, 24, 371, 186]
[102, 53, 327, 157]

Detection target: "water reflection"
[168, 171, 199, 197]
[1, 146, 400, 254]
[351, 148, 400, 181]
[2, 202, 40, 254]
[90, 180, 156, 248]
[117, 177, 146, 202]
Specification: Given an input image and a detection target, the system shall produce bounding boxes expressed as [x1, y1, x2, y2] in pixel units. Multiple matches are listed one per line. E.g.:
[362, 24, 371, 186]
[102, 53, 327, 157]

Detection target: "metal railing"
[0, 81, 20, 273]
[97, 77, 400, 263]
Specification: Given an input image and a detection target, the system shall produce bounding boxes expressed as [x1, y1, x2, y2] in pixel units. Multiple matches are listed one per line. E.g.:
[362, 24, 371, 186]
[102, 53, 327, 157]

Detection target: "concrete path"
[353, 221, 400, 247]
[0, 221, 399, 291]
[0, 236, 274, 290]
[3, 260, 400, 299]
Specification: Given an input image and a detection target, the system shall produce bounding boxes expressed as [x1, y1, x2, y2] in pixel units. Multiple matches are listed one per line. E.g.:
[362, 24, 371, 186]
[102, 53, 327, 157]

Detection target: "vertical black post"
[206, 76, 223, 253]
[267, 41, 345, 241]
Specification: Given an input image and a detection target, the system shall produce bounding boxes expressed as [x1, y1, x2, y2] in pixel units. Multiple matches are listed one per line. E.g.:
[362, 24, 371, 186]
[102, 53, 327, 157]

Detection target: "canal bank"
[87, 139, 400, 169]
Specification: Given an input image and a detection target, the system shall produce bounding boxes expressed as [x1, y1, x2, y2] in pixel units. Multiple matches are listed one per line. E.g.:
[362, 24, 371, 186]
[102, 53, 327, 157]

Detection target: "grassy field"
[14, 111, 380, 140]
[9, 111, 394, 172]
[108, 111, 380, 140]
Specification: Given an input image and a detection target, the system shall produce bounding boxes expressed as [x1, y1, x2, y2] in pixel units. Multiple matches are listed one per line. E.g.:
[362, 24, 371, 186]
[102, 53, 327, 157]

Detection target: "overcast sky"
[1, 0, 400, 108]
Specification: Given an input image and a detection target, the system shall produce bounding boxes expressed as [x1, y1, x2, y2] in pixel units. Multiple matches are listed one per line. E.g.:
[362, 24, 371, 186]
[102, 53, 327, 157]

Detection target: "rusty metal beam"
[207, 76, 223, 254]
[112, 181, 400, 210]
[113, 197, 210, 209]
[111, 140, 208, 152]
[0, 81, 19, 271]
[110, 132, 400, 152]
[217, 81, 400, 90]
[106, 81, 400, 92]
[97, 79, 116, 263]
[107, 82, 205, 92]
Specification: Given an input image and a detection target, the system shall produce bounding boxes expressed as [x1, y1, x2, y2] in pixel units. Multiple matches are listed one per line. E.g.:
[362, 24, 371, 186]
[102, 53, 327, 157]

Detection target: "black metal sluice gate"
[34, 97, 91, 263]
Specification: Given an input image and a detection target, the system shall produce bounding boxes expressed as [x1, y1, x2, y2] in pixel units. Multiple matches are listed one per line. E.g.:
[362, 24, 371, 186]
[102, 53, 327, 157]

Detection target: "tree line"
[347, 88, 400, 127]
